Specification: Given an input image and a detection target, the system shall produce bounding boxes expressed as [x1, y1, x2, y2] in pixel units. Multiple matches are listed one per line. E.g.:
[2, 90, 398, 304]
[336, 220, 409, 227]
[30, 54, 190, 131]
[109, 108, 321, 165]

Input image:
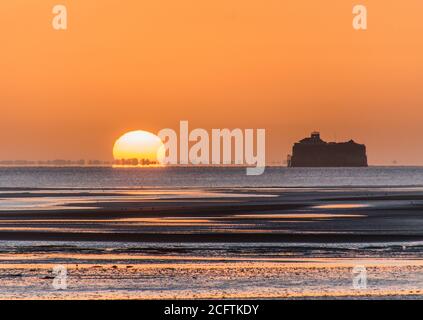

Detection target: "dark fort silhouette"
[288, 132, 368, 167]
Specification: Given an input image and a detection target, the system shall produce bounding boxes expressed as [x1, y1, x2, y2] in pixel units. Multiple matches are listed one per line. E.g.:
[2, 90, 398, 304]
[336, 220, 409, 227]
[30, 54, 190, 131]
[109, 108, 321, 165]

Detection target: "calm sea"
[1, 166, 423, 188]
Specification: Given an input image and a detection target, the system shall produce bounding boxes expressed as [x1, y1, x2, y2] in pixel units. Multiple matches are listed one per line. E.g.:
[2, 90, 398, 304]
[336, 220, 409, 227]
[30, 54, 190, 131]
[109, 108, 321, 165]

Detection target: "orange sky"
[1, 0, 423, 165]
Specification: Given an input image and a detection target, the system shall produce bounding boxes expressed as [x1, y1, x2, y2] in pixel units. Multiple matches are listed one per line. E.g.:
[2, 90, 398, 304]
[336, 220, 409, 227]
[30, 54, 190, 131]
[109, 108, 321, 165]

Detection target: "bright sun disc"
[113, 130, 165, 165]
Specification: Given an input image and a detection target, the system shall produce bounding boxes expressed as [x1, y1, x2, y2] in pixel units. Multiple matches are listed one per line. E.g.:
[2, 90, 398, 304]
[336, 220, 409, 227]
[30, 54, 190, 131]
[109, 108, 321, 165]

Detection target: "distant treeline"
[113, 159, 158, 166]
[0, 159, 285, 167]
[0, 160, 112, 166]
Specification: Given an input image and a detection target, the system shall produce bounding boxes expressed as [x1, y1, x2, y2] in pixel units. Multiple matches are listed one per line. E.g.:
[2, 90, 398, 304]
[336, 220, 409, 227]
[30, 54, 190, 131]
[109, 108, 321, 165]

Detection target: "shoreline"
[0, 231, 423, 243]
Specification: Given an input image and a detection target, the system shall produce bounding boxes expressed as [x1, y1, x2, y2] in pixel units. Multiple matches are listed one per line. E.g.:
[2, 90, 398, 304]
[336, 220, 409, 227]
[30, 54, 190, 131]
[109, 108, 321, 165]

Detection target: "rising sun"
[113, 130, 165, 166]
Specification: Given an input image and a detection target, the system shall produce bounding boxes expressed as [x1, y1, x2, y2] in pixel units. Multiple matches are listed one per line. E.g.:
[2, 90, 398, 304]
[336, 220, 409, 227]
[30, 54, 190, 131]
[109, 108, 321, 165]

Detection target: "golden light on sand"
[113, 130, 165, 165]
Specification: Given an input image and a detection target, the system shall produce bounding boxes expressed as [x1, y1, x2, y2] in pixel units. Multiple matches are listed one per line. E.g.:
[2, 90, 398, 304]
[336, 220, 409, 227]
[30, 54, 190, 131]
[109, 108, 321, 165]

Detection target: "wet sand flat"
[1, 187, 423, 243]
[2, 186, 423, 299]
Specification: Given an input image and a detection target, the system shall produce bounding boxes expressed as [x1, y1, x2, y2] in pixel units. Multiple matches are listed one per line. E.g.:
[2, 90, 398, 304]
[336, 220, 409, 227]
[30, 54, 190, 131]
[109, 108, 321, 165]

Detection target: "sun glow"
[113, 130, 165, 166]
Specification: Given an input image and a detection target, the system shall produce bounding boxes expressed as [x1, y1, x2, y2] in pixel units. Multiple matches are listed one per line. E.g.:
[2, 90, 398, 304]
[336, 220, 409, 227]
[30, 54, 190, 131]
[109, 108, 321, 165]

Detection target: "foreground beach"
[1, 185, 423, 299]
[2, 251, 423, 299]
